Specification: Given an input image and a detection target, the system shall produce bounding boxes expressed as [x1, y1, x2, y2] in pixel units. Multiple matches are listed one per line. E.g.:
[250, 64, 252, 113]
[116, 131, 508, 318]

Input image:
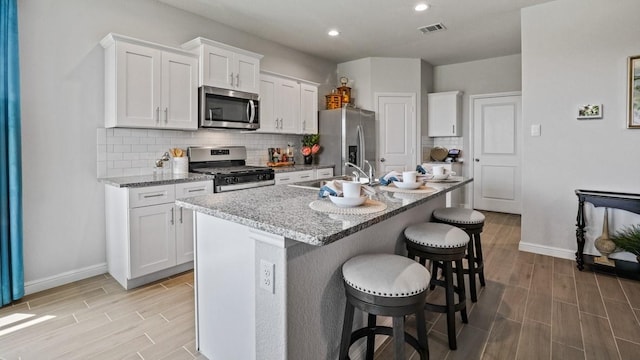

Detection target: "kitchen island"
[176, 178, 472, 360]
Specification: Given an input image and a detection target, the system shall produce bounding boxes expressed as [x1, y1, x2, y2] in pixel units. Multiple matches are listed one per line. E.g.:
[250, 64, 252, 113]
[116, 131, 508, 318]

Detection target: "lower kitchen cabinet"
[105, 180, 213, 289]
[274, 167, 335, 185]
[315, 167, 334, 179]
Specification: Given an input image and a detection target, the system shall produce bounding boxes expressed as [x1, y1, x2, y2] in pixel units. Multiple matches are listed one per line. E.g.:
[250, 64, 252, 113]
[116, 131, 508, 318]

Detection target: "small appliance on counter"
[445, 148, 461, 162]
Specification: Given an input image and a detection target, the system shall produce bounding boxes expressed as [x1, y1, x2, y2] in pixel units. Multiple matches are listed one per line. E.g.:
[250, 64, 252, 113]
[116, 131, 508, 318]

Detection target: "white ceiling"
[158, 0, 555, 66]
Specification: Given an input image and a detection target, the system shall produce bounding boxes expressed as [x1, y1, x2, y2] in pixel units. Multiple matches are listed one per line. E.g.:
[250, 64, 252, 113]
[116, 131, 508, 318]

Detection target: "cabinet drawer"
[316, 168, 334, 179]
[296, 170, 314, 181]
[175, 181, 213, 199]
[129, 185, 175, 208]
[275, 170, 314, 185]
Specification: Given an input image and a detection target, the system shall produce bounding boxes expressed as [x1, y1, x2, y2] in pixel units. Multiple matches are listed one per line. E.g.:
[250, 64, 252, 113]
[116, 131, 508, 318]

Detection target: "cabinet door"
[258, 75, 278, 132]
[129, 203, 176, 278]
[277, 79, 301, 133]
[427, 92, 462, 137]
[275, 170, 314, 185]
[300, 83, 318, 134]
[115, 42, 161, 128]
[202, 45, 234, 89]
[175, 206, 194, 265]
[161, 52, 198, 130]
[235, 53, 260, 94]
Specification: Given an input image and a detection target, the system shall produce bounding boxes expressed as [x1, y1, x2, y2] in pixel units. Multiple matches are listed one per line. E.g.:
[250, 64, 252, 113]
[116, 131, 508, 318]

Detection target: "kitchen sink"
[287, 175, 375, 190]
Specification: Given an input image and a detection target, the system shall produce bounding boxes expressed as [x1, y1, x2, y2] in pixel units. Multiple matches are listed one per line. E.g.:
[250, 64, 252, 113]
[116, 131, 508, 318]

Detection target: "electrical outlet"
[260, 260, 275, 294]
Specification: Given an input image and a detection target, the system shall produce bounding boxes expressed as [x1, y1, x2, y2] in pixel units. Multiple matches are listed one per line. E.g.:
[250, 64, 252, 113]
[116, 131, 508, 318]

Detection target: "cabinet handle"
[156, 107, 160, 123]
[170, 208, 174, 225]
[179, 207, 183, 224]
[188, 188, 205, 193]
[275, 119, 278, 129]
[452, 125, 455, 134]
[165, 108, 168, 123]
[230, 73, 234, 86]
[236, 73, 240, 87]
[302, 120, 306, 130]
[143, 193, 164, 198]
[280, 177, 290, 181]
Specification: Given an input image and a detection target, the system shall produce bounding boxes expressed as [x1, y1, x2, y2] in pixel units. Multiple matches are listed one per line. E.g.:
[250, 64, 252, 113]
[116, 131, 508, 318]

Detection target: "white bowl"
[431, 173, 450, 180]
[392, 180, 423, 190]
[329, 195, 367, 208]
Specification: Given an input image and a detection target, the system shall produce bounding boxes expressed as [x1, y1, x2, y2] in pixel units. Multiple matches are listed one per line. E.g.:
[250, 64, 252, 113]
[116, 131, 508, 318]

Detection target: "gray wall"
[520, 0, 640, 259]
[18, 0, 336, 291]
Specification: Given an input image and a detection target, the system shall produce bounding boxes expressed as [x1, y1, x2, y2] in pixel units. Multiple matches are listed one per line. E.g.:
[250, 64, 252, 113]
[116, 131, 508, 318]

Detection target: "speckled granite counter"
[99, 172, 214, 188]
[176, 178, 471, 246]
[269, 164, 334, 173]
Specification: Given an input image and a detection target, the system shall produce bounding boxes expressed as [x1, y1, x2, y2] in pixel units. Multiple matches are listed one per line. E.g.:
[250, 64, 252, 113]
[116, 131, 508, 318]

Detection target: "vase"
[303, 155, 313, 165]
[594, 208, 616, 266]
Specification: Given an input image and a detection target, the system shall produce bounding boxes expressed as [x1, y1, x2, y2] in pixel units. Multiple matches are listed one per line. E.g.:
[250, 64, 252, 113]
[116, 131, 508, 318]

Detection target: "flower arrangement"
[301, 134, 321, 156]
[611, 224, 640, 263]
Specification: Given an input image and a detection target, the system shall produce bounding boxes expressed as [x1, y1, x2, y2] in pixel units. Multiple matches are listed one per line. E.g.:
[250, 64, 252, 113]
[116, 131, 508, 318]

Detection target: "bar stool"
[433, 208, 486, 302]
[339, 253, 430, 360]
[404, 223, 469, 350]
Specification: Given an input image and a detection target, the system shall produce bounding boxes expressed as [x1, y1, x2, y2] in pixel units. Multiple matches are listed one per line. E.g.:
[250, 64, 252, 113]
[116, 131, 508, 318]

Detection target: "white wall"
[18, 0, 336, 292]
[432, 54, 522, 207]
[520, 0, 640, 259]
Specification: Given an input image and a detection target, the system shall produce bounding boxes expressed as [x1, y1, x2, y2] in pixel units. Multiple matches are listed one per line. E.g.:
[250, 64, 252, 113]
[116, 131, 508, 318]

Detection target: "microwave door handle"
[209, 108, 212, 121]
[248, 100, 256, 123]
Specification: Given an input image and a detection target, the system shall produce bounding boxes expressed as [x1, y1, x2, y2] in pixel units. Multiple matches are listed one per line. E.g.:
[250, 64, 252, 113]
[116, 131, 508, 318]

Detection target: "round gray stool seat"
[404, 222, 469, 350]
[433, 208, 486, 303]
[339, 254, 431, 360]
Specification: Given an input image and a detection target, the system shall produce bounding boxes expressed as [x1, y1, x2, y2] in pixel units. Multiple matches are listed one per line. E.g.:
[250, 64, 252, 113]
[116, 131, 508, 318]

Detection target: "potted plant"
[301, 134, 320, 165]
[611, 224, 640, 267]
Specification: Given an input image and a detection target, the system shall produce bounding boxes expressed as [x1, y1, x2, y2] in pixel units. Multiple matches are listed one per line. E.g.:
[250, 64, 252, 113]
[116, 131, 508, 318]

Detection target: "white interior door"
[472, 94, 522, 214]
[376, 93, 417, 174]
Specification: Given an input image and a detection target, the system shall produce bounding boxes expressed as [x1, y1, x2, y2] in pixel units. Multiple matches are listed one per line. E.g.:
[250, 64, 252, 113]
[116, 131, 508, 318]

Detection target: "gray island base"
[176, 178, 472, 360]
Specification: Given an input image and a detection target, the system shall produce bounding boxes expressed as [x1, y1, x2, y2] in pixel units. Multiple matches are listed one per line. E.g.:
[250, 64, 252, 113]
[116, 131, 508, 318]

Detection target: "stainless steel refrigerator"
[317, 106, 376, 177]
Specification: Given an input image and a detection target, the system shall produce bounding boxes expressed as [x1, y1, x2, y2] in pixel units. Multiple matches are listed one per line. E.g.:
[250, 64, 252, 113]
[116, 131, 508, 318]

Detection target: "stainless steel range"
[188, 146, 275, 193]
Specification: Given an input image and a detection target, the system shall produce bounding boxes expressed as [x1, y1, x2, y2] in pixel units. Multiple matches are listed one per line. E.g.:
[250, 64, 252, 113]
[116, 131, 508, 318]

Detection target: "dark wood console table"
[575, 189, 640, 276]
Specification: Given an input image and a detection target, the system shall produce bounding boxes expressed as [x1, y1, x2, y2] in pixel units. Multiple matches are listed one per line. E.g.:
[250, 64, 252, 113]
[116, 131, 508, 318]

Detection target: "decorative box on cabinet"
[105, 180, 213, 289]
[101, 33, 198, 130]
[427, 91, 462, 137]
[259, 71, 319, 134]
[181, 37, 263, 94]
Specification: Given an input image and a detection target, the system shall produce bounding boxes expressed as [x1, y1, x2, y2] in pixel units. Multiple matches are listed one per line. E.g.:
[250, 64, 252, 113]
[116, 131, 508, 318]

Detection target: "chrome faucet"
[345, 161, 375, 185]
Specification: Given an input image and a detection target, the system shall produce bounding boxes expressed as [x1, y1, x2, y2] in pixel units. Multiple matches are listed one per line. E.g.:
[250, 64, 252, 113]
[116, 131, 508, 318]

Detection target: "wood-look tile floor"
[1, 212, 640, 359]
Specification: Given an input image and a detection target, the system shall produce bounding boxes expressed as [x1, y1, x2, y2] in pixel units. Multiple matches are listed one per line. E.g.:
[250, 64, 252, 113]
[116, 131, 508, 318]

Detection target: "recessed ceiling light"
[328, 29, 340, 37]
[415, 3, 429, 11]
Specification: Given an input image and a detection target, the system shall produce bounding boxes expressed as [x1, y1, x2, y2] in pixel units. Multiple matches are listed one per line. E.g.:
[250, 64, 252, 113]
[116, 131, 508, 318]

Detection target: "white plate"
[329, 195, 367, 208]
[392, 181, 423, 190]
[431, 174, 450, 180]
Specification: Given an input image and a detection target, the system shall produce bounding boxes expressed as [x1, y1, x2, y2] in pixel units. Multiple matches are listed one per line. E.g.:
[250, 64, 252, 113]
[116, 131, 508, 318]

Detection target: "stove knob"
[225, 177, 233, 184]
[233, 177, 240, 183]
[257, 174, 264, 181]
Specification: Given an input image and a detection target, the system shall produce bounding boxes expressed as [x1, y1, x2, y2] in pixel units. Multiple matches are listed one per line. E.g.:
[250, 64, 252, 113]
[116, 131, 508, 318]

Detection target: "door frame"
[374, 92, 421, 172]
[469, 91, 522, 209]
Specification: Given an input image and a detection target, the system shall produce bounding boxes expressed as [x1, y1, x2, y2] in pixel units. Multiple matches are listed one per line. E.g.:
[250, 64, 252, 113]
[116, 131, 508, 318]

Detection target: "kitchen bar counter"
[98, 172, 214, 188]
[177, 178, 471, 246]
[180, 178, 471, 360]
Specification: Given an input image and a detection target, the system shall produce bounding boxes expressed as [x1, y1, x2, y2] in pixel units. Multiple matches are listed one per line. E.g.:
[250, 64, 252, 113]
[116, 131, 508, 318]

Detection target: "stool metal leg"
[455, 259, 468, 324]
[416, 308, 430, 360]
[444, 261, 457, 350]
[339, 299, 355, 360]
[467, 239, 478, 302]
[475, 233, 486, 286]
[392, 316, 406, 359]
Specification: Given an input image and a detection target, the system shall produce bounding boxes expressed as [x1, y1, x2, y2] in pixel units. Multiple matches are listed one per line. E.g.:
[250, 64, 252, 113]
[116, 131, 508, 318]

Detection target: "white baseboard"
[24, 263, 108, 295]
[518, 242, 575, 260]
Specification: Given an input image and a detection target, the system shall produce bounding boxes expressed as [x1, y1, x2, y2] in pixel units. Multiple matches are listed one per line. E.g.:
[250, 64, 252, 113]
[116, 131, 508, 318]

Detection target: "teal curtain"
[0, 0, 24, 306]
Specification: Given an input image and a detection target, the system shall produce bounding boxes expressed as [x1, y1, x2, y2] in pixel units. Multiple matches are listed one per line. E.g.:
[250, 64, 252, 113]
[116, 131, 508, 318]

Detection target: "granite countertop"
[270, 164, 334, 173]
[99, 172, 215, 188]
[176, 177, 472, 246]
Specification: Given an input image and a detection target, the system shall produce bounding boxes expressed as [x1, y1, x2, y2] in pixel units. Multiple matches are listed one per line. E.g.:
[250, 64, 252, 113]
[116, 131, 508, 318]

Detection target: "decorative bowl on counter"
[329, 195, 367, 208]
[392, 181, 423, 190]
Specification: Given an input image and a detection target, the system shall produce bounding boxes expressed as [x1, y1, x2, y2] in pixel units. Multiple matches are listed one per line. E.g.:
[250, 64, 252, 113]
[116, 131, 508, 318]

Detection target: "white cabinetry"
[101, 33, 198, 130]
[274, 170, 314, 185]
[315, 167, 334, 179]
[105, 180, 213, 289]
[181, 37, 262, 94]
[427, 91, 462, 137]
[259, 72, 319, 134]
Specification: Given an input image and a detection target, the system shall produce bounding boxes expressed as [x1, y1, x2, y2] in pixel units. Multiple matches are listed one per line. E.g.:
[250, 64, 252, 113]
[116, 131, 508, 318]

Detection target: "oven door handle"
[247, 100, 256, 123]
[216, 180, 274, 192]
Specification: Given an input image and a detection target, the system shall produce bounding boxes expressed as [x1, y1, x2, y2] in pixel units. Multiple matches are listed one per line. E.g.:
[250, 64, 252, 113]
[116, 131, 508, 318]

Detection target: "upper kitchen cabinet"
[101, 33, 198, 130]
[427, 91, 463, 137]
[300, 83, 319, 134]
[259, 72, 319, 134]
[181, 37, 263, 94]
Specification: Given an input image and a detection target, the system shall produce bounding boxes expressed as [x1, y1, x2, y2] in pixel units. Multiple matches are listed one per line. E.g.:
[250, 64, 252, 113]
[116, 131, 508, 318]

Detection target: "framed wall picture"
[628, 55, 640, 128]
[577, 104, 602, 119]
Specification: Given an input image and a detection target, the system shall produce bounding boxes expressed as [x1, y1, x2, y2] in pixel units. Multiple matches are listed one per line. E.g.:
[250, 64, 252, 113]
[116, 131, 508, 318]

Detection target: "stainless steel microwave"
[199, 86, 259, 130]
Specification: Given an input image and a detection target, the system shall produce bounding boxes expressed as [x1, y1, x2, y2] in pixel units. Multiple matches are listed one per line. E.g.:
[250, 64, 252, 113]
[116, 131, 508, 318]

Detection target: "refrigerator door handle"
[357, 124, 365, 167]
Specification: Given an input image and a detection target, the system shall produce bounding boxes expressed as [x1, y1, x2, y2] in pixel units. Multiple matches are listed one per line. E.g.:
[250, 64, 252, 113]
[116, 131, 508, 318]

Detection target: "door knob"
[380, 158, 386, 162]
[475, 158, 480, 162]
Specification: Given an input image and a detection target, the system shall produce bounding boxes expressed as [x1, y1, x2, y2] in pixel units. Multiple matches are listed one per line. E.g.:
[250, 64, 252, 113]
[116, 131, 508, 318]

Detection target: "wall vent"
[418, 23, 446, 34]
